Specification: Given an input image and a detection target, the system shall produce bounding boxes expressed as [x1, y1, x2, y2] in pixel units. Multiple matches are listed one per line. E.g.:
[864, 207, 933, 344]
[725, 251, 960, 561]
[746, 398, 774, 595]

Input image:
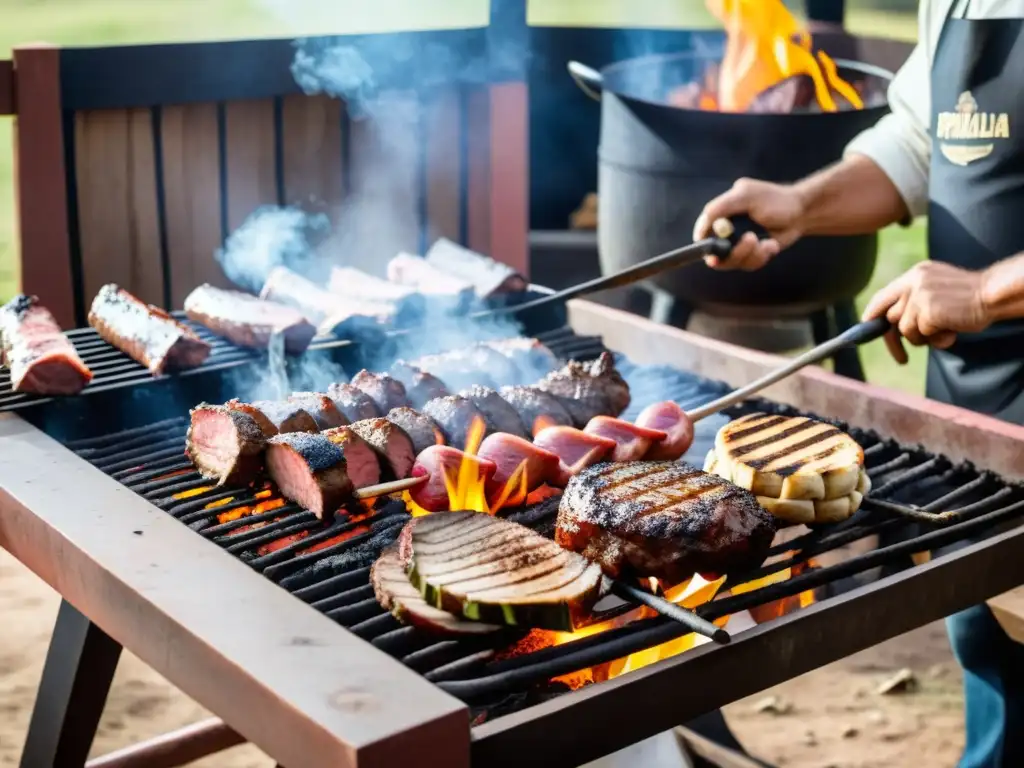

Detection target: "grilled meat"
[536, 351, 630, 424]
[556, 461, 777, 584]
[411, 345, 518, 391]
[424, 238, 526, 297]
[533, 426, 617, 485]
[321, 426, 381, 489]
[227, 399, 319, 436]
[477, 433, 561, 506]
[480, 337, 559, 381]
[459, 385, 530, 439]
[259, 266, 394, 332]
[387, 251, 474, 299]
[499, 386, 574, 436]
[182, 283, 316, 354]
[326, 382, 381, 422]
[421, 395, 492, 450]
[371, 545, 501, 635]
[584, 416, 668, 462]
[636, 401, 694, 461]
[287, 392, 348, 429]
[0, 294, 93, 395]
[389, 362, 450, 408]
[88, 284, 210, 375]
[400, 511, 604, 631]
[327, 266, 421, 303]
[186, 404, 267, 486]
[265, 432, 354, 519]
[349, 418, 416, 481]
[386, 407, 443, 455]
[409, 445, 498, 512]
[351, 370, 409, 413]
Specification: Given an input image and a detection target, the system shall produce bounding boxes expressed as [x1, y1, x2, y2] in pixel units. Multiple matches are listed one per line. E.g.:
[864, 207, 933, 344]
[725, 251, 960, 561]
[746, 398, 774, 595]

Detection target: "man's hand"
[860, 261, 994, 364]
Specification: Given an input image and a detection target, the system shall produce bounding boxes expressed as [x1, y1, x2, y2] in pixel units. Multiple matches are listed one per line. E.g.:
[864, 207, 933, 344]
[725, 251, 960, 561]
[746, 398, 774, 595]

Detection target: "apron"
[927, 0, 1024, 426]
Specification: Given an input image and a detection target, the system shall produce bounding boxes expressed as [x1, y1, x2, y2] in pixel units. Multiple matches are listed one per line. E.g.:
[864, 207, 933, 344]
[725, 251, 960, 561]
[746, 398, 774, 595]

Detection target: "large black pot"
[569, 51, 894, 317]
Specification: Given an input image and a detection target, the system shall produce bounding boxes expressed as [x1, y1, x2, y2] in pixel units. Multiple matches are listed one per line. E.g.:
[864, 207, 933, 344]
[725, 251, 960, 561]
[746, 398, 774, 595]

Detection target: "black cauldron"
[569, 51, 894, 317]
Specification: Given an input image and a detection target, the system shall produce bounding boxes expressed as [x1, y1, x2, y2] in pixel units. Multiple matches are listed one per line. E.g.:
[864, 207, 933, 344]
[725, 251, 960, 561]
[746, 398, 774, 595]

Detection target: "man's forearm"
[982, 253, 1024, 323]
[792, 154, 912, 237]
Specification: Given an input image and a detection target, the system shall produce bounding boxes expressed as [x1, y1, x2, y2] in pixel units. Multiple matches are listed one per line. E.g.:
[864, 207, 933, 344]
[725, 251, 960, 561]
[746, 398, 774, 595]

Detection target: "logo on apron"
[936, 90, 1011, 165]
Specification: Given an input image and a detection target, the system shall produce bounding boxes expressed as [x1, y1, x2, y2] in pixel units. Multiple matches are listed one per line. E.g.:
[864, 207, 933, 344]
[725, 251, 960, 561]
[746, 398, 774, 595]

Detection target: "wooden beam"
[988, 588, 1024, 644]
[0, 59, 14, 115]
[85, 719, 245, 768]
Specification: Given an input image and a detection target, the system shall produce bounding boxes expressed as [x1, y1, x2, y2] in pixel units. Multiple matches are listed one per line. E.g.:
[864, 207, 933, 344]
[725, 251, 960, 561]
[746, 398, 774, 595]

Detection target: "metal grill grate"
[64, 328, 1024, 712]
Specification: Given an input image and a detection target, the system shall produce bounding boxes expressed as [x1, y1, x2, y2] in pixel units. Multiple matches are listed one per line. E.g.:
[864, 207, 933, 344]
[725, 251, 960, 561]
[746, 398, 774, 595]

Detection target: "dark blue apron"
[927, 0, 1024, 425]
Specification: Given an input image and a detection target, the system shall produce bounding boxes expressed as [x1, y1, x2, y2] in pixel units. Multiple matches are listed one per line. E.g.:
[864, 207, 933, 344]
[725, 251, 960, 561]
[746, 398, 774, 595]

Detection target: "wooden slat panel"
[423, 88, 462, 245]
[161, 103, 227, 306]
[224, 99, 278, 233]
[465, 86, 492, 258]
[281, 94, 344, 214]
[75, 108, 164, 308]
[487, 82, 529, 276]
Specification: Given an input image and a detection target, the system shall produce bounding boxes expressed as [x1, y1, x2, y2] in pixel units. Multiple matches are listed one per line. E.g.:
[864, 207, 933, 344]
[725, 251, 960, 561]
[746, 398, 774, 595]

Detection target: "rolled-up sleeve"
[844, 40, 933, 219]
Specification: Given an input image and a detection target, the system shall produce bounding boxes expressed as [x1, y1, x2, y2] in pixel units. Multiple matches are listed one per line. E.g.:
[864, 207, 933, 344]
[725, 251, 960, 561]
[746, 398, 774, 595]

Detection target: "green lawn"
[0, 0, 925, 394]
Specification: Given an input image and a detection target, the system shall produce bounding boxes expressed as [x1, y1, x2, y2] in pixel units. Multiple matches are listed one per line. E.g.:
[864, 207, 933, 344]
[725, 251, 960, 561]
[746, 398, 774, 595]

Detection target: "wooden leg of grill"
[84, 719, 245, 768]
[20, 599, 122, 768]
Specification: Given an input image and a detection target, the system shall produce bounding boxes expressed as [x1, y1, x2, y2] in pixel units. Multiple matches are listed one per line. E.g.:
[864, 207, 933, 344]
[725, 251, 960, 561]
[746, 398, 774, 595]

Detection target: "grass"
[0, 0, 925, 393]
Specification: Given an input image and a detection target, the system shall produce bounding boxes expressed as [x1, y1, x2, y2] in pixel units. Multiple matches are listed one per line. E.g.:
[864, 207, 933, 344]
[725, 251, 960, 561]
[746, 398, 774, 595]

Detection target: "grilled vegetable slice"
[401, 512, 604, 631]
[371, 546, 502, 636]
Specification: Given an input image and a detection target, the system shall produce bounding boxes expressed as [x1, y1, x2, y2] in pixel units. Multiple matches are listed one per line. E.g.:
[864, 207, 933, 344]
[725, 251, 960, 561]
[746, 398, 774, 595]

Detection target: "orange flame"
[533, 415, 557, 434]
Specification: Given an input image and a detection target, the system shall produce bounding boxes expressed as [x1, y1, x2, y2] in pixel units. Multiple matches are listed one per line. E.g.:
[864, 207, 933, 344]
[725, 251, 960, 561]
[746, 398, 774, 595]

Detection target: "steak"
[0, 294, 93, 395]
[556, 462, 777, 584]
[288, 392, 348, 429]
[389, 361, 450, 408]
[459, 385, 529, 439]
[498, 386, 574, 436]
[351, 370, 409, 413]
[421, 395, 491, 450]
[349, 418, 416, 480]
[321, 426, 381, 489]
[326, 382, 381, 422]
[535, 351, 630, 423]
[386, 407, 443, 455]
[265, 432, 354, 519]
[186, 404, 267, 486]
[88, 284, 211, 375]
[182, 283, 316, 354]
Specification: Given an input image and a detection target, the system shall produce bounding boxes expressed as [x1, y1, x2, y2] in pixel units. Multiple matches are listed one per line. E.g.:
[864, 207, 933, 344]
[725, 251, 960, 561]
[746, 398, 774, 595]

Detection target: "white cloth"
[843, 0, 1024, 218]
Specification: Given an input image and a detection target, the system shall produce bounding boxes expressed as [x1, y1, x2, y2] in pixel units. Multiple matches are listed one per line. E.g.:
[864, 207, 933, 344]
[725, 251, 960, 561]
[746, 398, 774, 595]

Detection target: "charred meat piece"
[186, 404, 267, 487]
[389, 361, 450, 408]
[386, 407, 443, 455]
[401, 512, 604, 631]
[88, 284, 210, 375]
[536, 351, 630, 424]
[556, 461, 777, 584]
[371, 545, 501, 635]
[349, 418, 416, 481]
[423, 238, 527, 298]
[459, 385, 530, 440]
[288, 392, 348, 429]
[183, 283, 316, 354]
[533, 426, 617, 485]
[498, 386, 574, 436]
[265, 432, 354, 519]
[584, 416, 668, 462]
[408, 445, 498, 512]
[0, 294, 93, 395]
[326, 382, 381, 422]
[227, 399, 319, 436]
[321, 426, 381, 489]
[351, 369, 409, 413]
[421, 395, 491, 450]
[477, 432, 561, 506]
[636, 401, 695, 460]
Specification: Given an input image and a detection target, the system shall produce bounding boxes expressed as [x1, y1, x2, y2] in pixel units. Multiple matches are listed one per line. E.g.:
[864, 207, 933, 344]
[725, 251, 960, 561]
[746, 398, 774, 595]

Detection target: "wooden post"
[11, 44, 77, 327]
[0, 60, 14, 115]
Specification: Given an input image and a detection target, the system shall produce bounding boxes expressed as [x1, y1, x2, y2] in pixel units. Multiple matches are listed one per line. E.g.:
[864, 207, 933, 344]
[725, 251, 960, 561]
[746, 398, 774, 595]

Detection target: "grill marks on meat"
[0, 295, 92, 394]
[182, 284, 316, 354]
[409, 445, 497, 512]
[187, 404, 267, 486]
[636, 401, 694, 460]
[556, 462, 776, 584]
[229, 399, 319, 436]
[265, 432, 353, 519]
[386, 407, 443, 455]
[88, 284, 211, 375]
[326, 382, 381, 422]
[584, 416, 668, 462]
[401, 512, 604, 631]
[460, 385, 530, 439]
[321, 426, 381, 489]
[351, 370, 409, 413]
[349, 418, 416, 480]
[389, 362, 450, 408]
[537, 351, 630, 421]
[288, 392, 348, 429]
[499, 386, 574, 436]
[421, 395, 492, 450]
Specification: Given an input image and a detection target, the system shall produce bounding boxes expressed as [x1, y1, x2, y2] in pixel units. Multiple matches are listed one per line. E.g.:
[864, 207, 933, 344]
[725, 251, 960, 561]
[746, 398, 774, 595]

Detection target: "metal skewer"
[610, 580, 731, 644]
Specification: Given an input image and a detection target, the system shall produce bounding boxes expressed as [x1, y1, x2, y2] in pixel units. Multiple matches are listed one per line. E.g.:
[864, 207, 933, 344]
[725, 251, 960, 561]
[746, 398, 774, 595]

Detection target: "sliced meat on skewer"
[499, 386, 574, 436]
[259, 266, 394, 332]
[349, 418, 416, 481]
[556, 461, 777, 584]
[536, 351, 630, 422]
[182, 283, 316, 354]
[227, 399, 319, 436]
[371, 545, 501, 635]
[408, 445, 498, 512]
[88, 284, 211, 375]
[584, 416, 668, 462]
[321, 426, 381, 489]
[423, 238, 527, 298]
[0, 294, 93, 395]
[635, 401, 694, 460]
[533, 426, 618, 485]
[386, 407, 444, 455]
[265, 432, 354, 519]
[288, 392, 348, 430]
[326, 382, 381, 422]
[389, 362, 450, 408]
[421, 395, 492, 450]
[459, 385, 530, 440]
[186, 404, 267, 487]
[476, 432, 562, 506]
[351, 369, 409, 413]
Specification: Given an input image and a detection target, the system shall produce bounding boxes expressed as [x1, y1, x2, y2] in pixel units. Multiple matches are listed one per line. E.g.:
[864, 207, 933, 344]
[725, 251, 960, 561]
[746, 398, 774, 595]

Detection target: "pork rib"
[0, 295, 93, 395]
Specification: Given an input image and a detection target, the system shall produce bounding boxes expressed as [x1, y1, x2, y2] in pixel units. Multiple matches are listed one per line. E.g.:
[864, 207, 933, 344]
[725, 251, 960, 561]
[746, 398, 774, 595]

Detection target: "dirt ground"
[0, 548, 964, 768]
